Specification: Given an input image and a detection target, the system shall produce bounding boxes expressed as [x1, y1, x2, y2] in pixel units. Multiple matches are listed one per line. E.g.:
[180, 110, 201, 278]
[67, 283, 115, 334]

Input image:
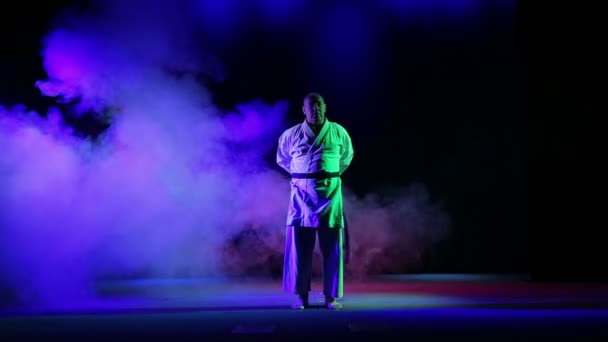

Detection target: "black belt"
[291, 171, 340, 179]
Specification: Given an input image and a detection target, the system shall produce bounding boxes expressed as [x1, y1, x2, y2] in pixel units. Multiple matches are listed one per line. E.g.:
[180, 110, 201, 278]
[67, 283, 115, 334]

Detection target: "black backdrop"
[0, 1, 604, 280]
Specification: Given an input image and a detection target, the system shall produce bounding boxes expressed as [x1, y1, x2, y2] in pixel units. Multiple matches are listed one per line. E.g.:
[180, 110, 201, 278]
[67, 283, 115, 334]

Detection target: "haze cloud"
[0, 0, 449, 310]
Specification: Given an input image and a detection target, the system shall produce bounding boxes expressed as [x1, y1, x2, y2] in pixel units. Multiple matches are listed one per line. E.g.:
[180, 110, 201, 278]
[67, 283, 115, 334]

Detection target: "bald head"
[304, 93, 324, 103]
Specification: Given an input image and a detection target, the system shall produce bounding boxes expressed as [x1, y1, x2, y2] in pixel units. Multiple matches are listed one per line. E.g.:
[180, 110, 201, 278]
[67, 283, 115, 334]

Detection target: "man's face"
[303, 96, 326, 126]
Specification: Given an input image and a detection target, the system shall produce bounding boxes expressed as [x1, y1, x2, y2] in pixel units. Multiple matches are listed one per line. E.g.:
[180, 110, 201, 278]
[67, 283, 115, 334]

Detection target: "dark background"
[0, 1, 603, 280]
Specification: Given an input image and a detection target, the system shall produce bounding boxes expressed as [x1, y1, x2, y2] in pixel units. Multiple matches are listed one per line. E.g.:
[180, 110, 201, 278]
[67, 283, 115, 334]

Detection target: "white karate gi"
[276, 119, 353, 297]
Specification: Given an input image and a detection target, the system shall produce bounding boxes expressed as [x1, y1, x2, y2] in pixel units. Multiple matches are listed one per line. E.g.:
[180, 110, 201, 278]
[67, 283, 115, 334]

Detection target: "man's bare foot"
[292, 293, 309, 310]
[324, 296, 343, 310]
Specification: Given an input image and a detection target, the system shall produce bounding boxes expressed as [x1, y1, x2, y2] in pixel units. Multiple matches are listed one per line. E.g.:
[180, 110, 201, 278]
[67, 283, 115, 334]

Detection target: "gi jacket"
[276, 119, 354, 228]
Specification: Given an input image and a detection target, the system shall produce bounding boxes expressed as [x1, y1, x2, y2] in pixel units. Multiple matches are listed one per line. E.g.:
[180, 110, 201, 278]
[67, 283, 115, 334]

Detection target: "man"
[276, 93, 354, 309]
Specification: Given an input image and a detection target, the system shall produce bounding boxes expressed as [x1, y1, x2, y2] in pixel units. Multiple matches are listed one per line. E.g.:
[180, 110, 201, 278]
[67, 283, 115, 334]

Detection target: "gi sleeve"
[339, 129, 354, 174]
[276, 130, 292, 173]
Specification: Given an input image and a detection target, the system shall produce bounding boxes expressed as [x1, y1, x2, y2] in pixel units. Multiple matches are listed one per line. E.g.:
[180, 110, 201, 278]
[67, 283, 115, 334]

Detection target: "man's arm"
[276, 131, 292, 173]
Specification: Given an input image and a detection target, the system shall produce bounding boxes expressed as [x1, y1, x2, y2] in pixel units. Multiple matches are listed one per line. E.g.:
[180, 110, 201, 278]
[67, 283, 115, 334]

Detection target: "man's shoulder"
[279, 122, 304, 138]
[328, 121, 350, 135]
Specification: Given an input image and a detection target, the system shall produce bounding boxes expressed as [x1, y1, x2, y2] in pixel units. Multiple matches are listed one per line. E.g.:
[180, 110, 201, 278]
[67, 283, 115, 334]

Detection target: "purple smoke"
[0, 0, 449, 310]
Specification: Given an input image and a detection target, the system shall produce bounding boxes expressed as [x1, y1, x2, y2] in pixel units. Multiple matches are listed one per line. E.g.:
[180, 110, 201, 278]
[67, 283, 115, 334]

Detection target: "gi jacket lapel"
[303, 119, 329, 147]
[314, 119, 330, 147]
[302, 120, 330, 173]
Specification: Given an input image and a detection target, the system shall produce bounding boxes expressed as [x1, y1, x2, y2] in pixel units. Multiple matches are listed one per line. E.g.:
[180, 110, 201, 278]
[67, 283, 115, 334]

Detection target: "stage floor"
[2, 274, 608, 340]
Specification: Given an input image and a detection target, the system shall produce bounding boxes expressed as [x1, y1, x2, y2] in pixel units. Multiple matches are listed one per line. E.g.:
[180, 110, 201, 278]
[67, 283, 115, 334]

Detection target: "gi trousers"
[282, 225, 344, 298]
